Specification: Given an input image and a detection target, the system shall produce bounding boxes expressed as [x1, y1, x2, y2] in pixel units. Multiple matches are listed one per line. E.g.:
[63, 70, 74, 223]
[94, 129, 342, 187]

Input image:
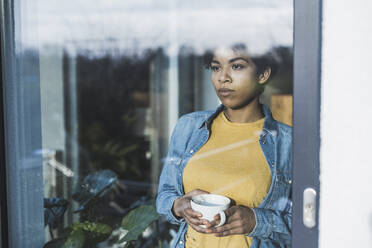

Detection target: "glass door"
[0, 0, 314, 247]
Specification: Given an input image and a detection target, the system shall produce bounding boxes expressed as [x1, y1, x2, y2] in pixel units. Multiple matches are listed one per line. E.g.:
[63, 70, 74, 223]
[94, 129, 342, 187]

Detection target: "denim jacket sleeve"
[156, 116, 186, 225]
[249, 202, 292, 245]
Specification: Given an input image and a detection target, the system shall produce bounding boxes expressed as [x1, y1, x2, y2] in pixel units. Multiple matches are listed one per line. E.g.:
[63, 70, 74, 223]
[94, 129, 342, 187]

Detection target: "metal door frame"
[292, 0, 322, 247]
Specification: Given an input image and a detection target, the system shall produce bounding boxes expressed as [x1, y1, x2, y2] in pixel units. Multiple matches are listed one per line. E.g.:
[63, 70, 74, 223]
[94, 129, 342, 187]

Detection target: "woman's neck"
[223, 98, 264, 123]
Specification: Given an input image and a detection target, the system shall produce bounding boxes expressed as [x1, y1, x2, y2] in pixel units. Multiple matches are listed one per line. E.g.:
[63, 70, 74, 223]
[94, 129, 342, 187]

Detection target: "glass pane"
[2, 0, 293, 247]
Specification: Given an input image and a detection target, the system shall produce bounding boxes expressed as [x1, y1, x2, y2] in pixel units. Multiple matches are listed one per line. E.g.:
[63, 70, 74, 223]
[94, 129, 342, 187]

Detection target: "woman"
[156, 46, 292, 248]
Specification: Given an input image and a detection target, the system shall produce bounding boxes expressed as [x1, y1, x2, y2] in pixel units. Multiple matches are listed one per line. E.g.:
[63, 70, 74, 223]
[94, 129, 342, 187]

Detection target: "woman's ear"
[258, 67, 271, 85]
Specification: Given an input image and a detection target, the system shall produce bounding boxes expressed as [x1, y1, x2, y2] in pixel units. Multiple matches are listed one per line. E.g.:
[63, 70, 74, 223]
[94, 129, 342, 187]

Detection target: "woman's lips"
[218, 88, 234, 97]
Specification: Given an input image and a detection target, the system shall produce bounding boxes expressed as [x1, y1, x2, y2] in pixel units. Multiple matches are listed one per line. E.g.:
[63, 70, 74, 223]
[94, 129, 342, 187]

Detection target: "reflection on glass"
[23, 0, 293, 247]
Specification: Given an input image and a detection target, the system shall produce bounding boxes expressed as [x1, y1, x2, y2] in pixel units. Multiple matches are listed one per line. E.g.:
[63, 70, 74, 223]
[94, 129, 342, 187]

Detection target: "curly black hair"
[203, 44, 280, 81]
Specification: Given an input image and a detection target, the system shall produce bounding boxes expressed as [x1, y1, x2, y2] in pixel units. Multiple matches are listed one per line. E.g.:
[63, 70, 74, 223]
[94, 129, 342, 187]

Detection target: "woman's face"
[210, 47, 268, 110]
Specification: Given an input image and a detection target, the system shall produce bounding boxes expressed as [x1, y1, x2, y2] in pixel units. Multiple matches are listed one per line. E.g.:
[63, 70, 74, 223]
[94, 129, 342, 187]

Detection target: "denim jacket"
[156, 104, 292, 248]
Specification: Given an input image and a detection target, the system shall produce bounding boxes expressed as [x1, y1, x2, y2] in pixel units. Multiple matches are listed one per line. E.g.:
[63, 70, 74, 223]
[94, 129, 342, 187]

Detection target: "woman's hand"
[207, 205, 256, 237]
[172, 189, 211, 233]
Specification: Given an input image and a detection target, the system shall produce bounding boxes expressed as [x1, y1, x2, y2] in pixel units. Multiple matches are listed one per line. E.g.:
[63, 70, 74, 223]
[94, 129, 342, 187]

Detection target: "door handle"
[303, 187, 317, 228]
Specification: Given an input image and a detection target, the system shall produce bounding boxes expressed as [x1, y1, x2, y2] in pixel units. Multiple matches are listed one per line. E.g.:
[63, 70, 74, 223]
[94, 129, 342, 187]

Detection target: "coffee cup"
[190, 194, 231, 228]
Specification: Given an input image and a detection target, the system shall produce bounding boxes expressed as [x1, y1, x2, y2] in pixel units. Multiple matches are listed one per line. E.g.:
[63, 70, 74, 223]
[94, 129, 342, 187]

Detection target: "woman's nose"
[218, 68, 232, 83]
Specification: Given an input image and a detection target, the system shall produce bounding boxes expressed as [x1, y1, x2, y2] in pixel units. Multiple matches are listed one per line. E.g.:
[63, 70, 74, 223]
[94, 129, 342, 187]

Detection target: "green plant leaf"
[44, 222, 112, 248]
[120, 204, 159, 243]
[63, 229, 85, 248]
[72, 221, 112, 244]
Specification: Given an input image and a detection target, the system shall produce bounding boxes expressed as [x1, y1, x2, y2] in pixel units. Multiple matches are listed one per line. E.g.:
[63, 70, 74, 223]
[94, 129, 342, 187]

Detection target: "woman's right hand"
[172, 189, 211, 234]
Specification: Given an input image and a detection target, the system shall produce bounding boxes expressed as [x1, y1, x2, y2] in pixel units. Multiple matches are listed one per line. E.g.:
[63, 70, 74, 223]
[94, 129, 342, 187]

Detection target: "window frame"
[0, 2, 9, 247]
[1, 0, 45, 247]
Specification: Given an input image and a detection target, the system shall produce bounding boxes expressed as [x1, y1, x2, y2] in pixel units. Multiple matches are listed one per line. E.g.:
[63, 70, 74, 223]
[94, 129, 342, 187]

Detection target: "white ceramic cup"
[190, 194, 231, 228]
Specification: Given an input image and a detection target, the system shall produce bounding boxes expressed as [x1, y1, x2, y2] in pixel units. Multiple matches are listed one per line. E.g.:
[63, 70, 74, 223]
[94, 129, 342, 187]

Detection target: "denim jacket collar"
[198, 104, 278, 137]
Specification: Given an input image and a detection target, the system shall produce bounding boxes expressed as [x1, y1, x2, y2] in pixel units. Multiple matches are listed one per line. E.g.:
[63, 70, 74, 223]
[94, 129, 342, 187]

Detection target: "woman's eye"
[210, 65, 221, 72]
[232, 64, 244, 70]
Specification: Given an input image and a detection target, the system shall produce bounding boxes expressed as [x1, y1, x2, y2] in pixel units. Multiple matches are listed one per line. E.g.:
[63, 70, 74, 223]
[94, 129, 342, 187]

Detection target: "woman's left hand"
[207, 205, 256, 237]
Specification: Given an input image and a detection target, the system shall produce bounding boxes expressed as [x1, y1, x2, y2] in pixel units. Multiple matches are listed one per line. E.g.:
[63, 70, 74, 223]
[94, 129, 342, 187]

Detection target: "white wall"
[320, 0, 372, 247]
